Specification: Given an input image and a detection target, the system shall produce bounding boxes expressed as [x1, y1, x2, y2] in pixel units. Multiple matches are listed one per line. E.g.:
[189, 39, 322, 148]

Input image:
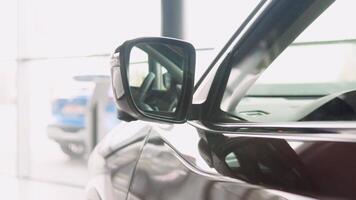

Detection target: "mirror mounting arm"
[187, 104, 202, 120]
[117, 110, 137, 122]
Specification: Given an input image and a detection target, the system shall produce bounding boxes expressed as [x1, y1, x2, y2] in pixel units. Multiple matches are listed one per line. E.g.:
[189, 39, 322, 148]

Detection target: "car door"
[196, 0, 356, 199]
[126, 0, 356, 200]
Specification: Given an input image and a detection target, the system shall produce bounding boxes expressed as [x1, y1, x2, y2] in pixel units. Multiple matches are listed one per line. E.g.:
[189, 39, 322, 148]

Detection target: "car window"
[221, 1, 356, 122]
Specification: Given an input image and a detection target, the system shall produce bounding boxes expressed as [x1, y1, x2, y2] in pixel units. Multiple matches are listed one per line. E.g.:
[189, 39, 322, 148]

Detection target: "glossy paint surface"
[87, 122, 356, 200]
[86, 122, 150, 200]
[126, 129, 304, 200]
[87, 120, 356, 200]
[125, 124, 356, 200]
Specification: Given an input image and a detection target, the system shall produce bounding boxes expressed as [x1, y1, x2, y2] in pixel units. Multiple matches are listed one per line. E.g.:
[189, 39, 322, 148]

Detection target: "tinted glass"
[221, 1, 356, 122]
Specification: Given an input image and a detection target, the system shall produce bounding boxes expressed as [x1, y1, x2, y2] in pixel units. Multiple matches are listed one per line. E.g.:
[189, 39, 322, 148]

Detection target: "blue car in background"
[47, 76, 119, 159]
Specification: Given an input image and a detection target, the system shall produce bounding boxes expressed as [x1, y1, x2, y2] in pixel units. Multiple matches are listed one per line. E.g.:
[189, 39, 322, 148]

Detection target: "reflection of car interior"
[224, 41, 356, 123]
[199, 136, 356, 199]
[130, 43, 184, 113]
[234, 88, 356, 122]
[301, 90, 356, 121]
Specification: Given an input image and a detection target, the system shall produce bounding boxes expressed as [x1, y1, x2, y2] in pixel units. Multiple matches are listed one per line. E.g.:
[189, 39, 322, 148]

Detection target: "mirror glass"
[128, 42, 188, 114]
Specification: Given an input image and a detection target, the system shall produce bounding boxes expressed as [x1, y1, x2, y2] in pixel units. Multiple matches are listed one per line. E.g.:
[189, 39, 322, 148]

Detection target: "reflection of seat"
[300, 142, 356, 199]
[163, 73, 171, 90]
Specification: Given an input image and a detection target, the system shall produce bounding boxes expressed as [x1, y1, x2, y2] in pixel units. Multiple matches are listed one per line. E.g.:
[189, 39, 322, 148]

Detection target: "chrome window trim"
[158, 134, 244, 183]
[188, 120, 356, 143]
[215, 121, 356, 130]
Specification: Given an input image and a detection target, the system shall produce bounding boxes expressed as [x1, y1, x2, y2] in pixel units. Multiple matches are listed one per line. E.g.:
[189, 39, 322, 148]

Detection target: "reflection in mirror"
[128, 42, 186, 113]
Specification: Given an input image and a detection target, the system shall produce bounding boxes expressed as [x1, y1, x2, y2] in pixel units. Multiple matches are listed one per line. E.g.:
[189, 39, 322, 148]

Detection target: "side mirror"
[111, 37, 195, 123]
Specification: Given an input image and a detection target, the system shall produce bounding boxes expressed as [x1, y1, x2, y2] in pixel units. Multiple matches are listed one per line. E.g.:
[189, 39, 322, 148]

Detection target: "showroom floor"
[0, 175, 84, 200]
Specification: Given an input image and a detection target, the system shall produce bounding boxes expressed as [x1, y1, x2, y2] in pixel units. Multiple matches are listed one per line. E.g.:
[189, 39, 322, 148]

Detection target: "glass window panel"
[221, 1, 356, 123]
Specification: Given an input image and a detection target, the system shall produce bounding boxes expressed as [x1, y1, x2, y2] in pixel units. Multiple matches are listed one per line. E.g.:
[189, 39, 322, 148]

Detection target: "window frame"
[197, 0, 351, 131]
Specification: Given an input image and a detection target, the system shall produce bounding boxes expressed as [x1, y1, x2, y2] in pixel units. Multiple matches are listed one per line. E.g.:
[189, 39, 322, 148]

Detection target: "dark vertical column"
[161, 0, 184, 39]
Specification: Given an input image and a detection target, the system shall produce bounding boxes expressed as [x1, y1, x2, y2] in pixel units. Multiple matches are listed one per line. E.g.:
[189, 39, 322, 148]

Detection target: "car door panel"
[86, 122, 151, 200]
[126, 127, 321, 200]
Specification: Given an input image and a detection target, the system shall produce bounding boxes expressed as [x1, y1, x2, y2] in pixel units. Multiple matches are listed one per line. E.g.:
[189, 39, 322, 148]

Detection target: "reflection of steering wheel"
[135, 72, 181, 112]
[137, 72, 156, 111]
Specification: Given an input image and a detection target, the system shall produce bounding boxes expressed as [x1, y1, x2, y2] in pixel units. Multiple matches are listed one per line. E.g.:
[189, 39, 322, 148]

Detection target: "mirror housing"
[111, 37, 195, 123]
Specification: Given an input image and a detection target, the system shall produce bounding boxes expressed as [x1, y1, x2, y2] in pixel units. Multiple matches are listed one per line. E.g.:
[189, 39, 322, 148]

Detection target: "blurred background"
[0, 0, 259, 199]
